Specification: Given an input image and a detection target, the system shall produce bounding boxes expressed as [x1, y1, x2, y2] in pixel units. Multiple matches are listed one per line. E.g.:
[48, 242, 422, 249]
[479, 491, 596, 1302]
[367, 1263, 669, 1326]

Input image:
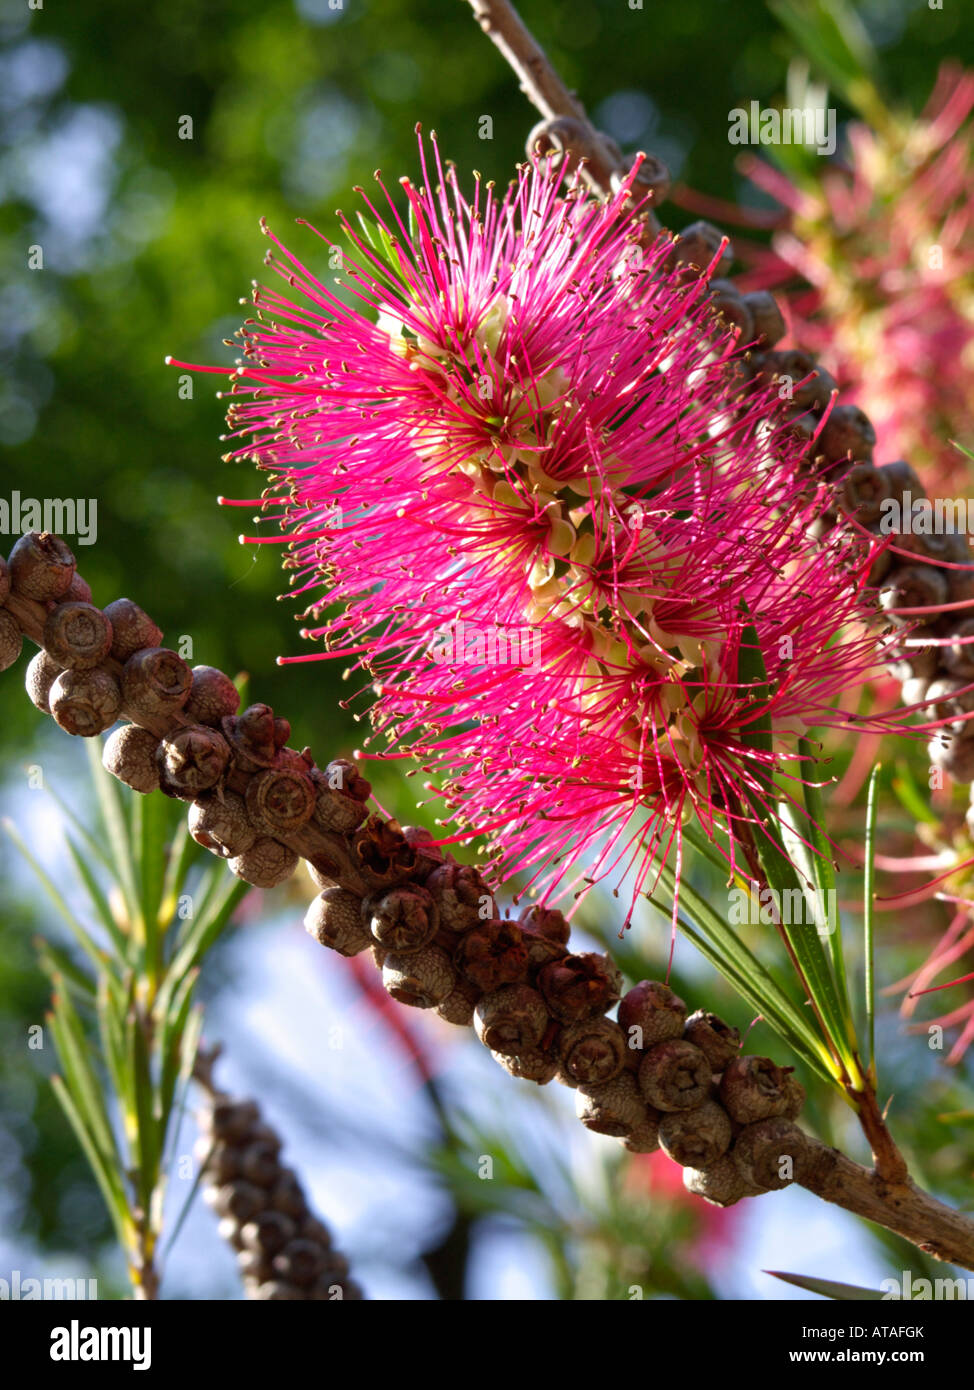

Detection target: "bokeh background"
[2, 0, 973, 1299]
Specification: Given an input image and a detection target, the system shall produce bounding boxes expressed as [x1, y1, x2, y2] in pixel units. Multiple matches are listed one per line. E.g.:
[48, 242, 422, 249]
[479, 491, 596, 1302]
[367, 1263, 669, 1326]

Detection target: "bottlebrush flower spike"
[741, 62, 974, 491]
[187, 136, 902, 924]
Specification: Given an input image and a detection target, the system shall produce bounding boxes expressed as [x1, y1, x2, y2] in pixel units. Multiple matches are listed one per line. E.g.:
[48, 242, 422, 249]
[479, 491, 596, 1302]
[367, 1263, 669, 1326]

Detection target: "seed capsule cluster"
[196, 1080, 362, 1300]
[603, 984, 807, 1205]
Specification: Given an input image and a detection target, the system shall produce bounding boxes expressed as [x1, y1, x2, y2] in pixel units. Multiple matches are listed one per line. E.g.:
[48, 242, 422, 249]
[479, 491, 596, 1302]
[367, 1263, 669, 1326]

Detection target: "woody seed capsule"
[0, 610, 23, 673]
[8, 532, 76, 600]
[538, 952, 622, 1024]
[638, 1039, 711, 1111]
[816, 405, 876, 463]
[558, 1016, 627, 1085]
[719, 1055, 796, 1124]
[741, 289, 786, 347]
[619, 1112, 662, 1154]
[659, 1099, 733, 1168]
[732, 1117, 807, 1191]
[156, 725, 230, 798]
[0, 553, 8, 603]
[49, 667, 122, 736]
[365, 883, 439, 954]
[43, 602, 113, 669]
[575, 1072, 647, 1137]
[491, 1047, 559, 1085]
[879, 564, 948, 618]
[25, 648, 63, 710]
[683, 1009, 741, 1069]
[183, 665, 241, 726]
[436, 977, 483, 1027]
[188, 791, 256, 858]
[304, 888, 372, 957]
[103, 598, 163, 662]
[382, 945, 455, 1008]
[474, 983, 549, 1055]
[246, 766, 316, 834]
[102, 723, 161, 793]
[517, 903, 570, 945]
[427, 861, 494, 931]
[618, 980, 686, 1048]
[839, 462, 891, 525]
[683, 1155, 751, 1207]
[456, 920, 528, 990]
[121, 646, 193, 717]
[229, 836, 299, 888]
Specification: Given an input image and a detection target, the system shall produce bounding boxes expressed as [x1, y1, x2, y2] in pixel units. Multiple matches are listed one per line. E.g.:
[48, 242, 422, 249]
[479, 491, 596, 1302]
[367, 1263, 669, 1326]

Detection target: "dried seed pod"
[310, 759, 371, 833]
[928, 730, 974, 783]
[625, 150, 671, 201]
[240, 1211, 297, 1257]
[618, 980, 686, 1048]
[491, 1047, 559, 1085]
[436, 978, 483, 1028]
[732, 1117, 807, 1191]
[895, 527, 969, 565]
[121, 646, 192, 718]
[741, 289, 786, 347]
[781, 1074, 806, 1120]
[683, 1010, 741, 1069]
[267, 1169, 305, 1218]
[183, 664, 240, 726]
[221, 703, 278, 770]
[517, 903, 571, 945]
[427, 861, 495, 931]
[401, 825, 446, 878]
[474, 983, 549, 1055]
[947, 560, 974, 606]
[943, 620, 974, 680]
[0, 553, 8, 603]
[205, 1181, 267, 1224]
[49, 667, 122, 736]
[382, 945, 455, 1008]
[575, 1072, 647, 1137]
[194, 1139, 240, 1185]
[755, 350, 835, 412]
[879, 564, 948, 618]
[25, 648, 64, 711]
[923, 676, 974, 727]
[667, 219, 731, 276]
[102, 723, 161, 793]
[887, 644, 939, 685]
[272, 1238, 328, 1287]
[520, 927, 569, 978]
[879, 459, 924, 507]
[0, 609, 23, 673]
[156, 725, 230, 798]
[42, 602, 113, 669]
[619, 1112, 662, 1154]
[188, 791, 256, 858]
[538, 952, 622, 1025]
[816, 404, 876, 463]
[559, 1016, 627, 1086]
[638, 1039, 711, 1112]
[351, 813, 414, 885]
[683, 1154, 752, 1207]
[838, 462, 891, 525]
[719, 1055, 796, 1124]
[304, 888, 372, 956]
[103, 598, 163, 661]
[525, 114, 595, 171]
[364, 883, 439, 954]
[659, 1099, 733, 1168]
[8, 532, 76, 600]
[707, 278, 753, 339]
[229, 836, 299, 888]
[246, 766, 316, 834]
[201, 1098, 260, 1142]
[455, 919, 528, 990]
[63, 571, 92, 603]
[239, 1140, 281, 1189]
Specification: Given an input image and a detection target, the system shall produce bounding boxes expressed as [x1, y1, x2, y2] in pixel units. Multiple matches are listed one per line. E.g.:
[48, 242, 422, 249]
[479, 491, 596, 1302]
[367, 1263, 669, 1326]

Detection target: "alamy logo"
[430, 619, 541, 668]
[50, 1320, 151, 1370]
[728, 101, 836, 156]
[0, 492, 98, 545]
[1, 1269, 98, 1299]
[877, 491, 974, 536]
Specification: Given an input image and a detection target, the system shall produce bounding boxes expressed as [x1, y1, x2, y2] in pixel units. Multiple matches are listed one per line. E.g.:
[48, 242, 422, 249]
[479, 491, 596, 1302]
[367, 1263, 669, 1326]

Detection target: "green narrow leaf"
[864, 763, 881, 1082]
[64, 835, 129, 962]
[51, 1076, 130, 1251]
[3, 818, 107, 976]
[49, 988, 120, 1174]
[766, 1269, 885, 1301]
[36, 939, 96, 999]
[796, 739, 850, 1012]
[85, 739, 143, 942]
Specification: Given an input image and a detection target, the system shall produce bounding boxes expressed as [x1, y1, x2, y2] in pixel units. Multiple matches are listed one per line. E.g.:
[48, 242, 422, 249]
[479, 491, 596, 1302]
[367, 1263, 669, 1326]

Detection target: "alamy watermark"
[1, 1268, 98, 1299]
[729, 882, 836, 935]
[728, 101, 836, 156]
[880, 1269, 972, 1300]
[430, 619, 541, 669]
[877, 492, 974, 536]
[0, 492, 98, 545]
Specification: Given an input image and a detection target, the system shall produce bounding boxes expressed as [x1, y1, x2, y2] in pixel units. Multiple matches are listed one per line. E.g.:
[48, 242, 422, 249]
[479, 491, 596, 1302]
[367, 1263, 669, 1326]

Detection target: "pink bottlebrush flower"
[739, 62, 974, 491]
[179, 138, 904, 925]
